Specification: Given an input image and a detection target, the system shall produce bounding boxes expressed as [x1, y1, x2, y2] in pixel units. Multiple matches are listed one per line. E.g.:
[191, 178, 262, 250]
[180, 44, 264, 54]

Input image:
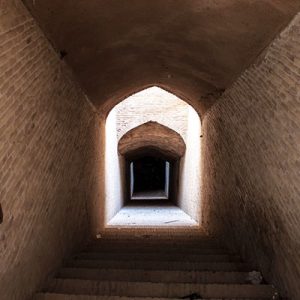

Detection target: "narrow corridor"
[1, 1, 300, 300]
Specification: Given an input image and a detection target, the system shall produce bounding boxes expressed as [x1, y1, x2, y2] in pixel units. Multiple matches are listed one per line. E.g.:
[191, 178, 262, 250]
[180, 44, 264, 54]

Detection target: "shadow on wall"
[0, 203, 3, 224]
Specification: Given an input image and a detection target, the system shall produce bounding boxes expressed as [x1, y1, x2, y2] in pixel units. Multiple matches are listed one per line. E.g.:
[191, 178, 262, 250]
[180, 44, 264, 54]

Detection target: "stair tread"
[35, 239, 278, 299]
[73, 253, 240, 262]
[67, 259, 251, 272]
[58, 267, 255, 284]
[36, 293, 271, 300]
[86, 247, 229, 254]
[89, 240, 219, 244]
[47, 279, 276, 298]
[90, 240, 219, 246]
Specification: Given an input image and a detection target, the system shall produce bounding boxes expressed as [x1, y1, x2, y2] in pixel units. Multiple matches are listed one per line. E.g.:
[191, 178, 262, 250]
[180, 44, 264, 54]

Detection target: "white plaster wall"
[178, 107, 202, 222]
[105, 110, 125, 223]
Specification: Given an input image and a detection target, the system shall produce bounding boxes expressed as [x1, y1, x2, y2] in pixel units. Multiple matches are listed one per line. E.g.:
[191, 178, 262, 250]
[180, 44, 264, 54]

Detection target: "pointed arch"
[103, 84, 202, 120]
[104, 84, 202, 227]
[118, 121, 186, 160]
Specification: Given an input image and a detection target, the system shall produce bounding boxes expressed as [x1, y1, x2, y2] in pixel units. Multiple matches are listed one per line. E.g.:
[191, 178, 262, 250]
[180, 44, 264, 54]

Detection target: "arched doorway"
[104, 86, 202, 228]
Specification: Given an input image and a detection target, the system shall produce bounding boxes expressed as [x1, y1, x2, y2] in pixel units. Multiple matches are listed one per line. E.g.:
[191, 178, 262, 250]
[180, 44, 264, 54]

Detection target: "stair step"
[46, 279, 277, 299]
[73, 253, 240, 262]
[91, 240, 219, 248]
[57, 268, 253, 284]
[35, 237, 278, 299]
[66, 259, 252, 272]
[93, 236, 213, 241]
[35, 293, 271, 300]
[86, 246, 228, 255]
[92, 238, 217, 243]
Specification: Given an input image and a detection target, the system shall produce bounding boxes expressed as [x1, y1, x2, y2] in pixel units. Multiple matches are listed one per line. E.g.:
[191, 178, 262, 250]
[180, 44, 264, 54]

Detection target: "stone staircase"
[35, 236, 279, 300]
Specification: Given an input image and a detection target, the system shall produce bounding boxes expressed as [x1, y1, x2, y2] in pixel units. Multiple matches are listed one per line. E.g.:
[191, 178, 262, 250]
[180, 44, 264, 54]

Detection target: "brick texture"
[115, 87, 190, 142]
[118, 121, 186, 159]
[0, 1, 98, 299]
[201, 13, 300, 300]
[2, 1, 299, 299]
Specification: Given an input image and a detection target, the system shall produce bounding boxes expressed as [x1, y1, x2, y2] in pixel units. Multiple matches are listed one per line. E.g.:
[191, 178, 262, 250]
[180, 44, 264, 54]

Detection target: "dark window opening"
[129, 156, 170, 200]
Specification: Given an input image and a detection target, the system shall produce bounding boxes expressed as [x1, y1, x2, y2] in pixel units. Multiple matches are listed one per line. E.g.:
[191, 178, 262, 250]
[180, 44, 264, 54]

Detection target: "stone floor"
[131, 190, 168, 200]
[107, 204, 198, 227]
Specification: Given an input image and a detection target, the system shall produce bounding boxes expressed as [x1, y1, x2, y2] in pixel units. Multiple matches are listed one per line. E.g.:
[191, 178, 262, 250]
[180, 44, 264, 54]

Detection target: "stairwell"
[35, 235, 279, 300]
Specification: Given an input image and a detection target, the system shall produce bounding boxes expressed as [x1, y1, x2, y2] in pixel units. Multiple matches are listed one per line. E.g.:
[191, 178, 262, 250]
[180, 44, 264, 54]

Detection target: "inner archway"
[104, 86, 202, 228]
[119, 121, 186, 202]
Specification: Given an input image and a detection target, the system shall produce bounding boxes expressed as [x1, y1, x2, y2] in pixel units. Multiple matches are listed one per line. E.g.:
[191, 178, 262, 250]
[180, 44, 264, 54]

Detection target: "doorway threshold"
[107, 204, 198, 227]
[131, 190, 168, 200]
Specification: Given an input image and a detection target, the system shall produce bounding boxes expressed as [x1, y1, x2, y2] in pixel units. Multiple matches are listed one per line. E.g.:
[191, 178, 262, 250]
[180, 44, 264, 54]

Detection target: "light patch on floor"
[131, 190, 168, 200]
[107, 205, 198, 227]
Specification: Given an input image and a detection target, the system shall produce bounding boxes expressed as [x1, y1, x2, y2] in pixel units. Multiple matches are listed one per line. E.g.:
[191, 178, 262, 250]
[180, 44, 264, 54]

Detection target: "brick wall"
[201, 13, 300, 299]
[115, 87, 190, 142]
[0, 1, 98, 299]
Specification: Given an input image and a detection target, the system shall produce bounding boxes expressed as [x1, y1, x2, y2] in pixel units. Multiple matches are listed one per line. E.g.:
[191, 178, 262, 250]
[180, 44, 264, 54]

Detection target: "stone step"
[73, 252, 240, 263]
[46, 279, 277, 299]
[91, 239, 219, 248]
[35, 293, 271, 300]
[66, 259, 252, 272]
[88, 243, 221, 252]
[57, 267, 254, 284]
[86, 246, 229, 255]
[91, 241, 219, 245]
[93, 235, 212, 241]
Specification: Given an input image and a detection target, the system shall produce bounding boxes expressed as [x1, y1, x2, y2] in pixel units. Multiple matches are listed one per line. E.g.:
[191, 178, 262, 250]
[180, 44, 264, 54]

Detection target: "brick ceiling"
[22, 0, 300, 115]
[118, 121, 186, 160]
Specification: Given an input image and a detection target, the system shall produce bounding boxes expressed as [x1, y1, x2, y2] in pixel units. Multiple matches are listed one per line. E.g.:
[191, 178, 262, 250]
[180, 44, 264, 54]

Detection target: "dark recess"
[133, 156, 166, 193]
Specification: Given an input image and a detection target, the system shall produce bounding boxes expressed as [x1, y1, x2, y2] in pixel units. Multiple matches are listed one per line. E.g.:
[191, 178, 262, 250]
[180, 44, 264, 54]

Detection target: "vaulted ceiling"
[118, 121, 186, 160]
[23, 0, 300, 115]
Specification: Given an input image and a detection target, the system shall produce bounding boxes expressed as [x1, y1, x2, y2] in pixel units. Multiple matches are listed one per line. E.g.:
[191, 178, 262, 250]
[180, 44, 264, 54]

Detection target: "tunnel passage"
[118, 121, 186, 202]
[129, 156, 170, 200]
[1, 2, 300, 299]
[104, 86, 201, 227]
